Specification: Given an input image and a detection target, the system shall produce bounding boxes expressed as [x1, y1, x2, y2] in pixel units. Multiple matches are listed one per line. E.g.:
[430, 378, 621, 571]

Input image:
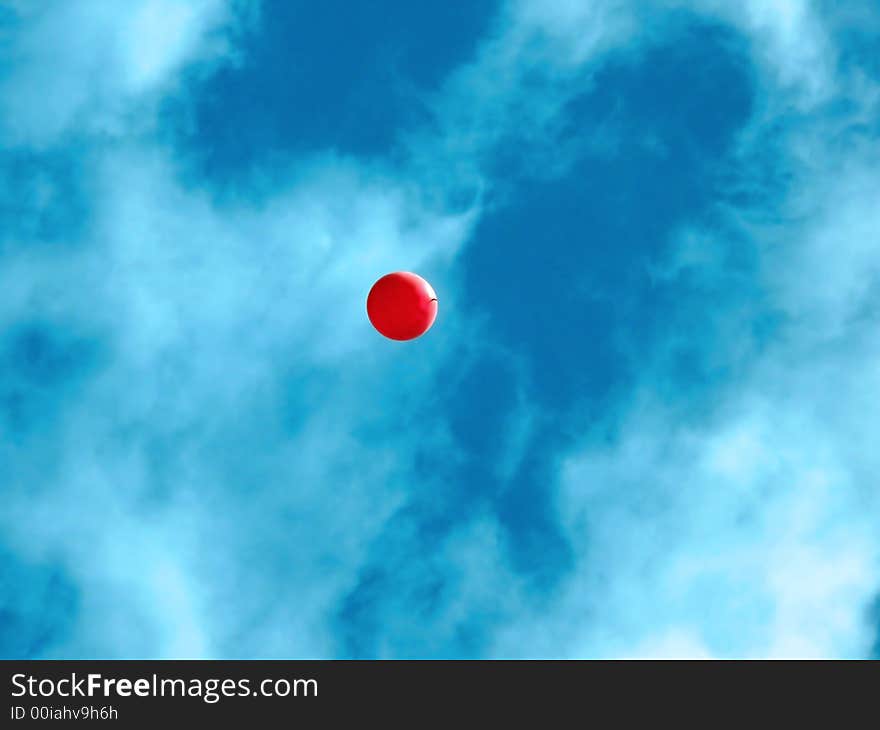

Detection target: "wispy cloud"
[1, 2, 479, 657]
[2, 0, 879, 659]
[0, 0, 241, 146]
[484, 0, 880, 658]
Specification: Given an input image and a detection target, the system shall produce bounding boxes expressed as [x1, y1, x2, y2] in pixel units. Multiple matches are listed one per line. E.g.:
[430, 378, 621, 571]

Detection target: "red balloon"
[367, 272, 438, 341]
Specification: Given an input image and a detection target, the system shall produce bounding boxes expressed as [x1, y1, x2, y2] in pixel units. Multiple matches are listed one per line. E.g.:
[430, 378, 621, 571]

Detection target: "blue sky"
[1, 0, 879, 658]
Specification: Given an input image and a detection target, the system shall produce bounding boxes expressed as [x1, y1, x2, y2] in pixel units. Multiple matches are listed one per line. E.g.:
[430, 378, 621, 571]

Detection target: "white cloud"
[3, 0, 879, 658]
[0, 140, 478, 656]
[698, 0, 835, 102]
[0, 0, 486, 655]
[479, 0, 880, 659]
[0, 0, 239, 146]
[548, 379, 879, 658]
